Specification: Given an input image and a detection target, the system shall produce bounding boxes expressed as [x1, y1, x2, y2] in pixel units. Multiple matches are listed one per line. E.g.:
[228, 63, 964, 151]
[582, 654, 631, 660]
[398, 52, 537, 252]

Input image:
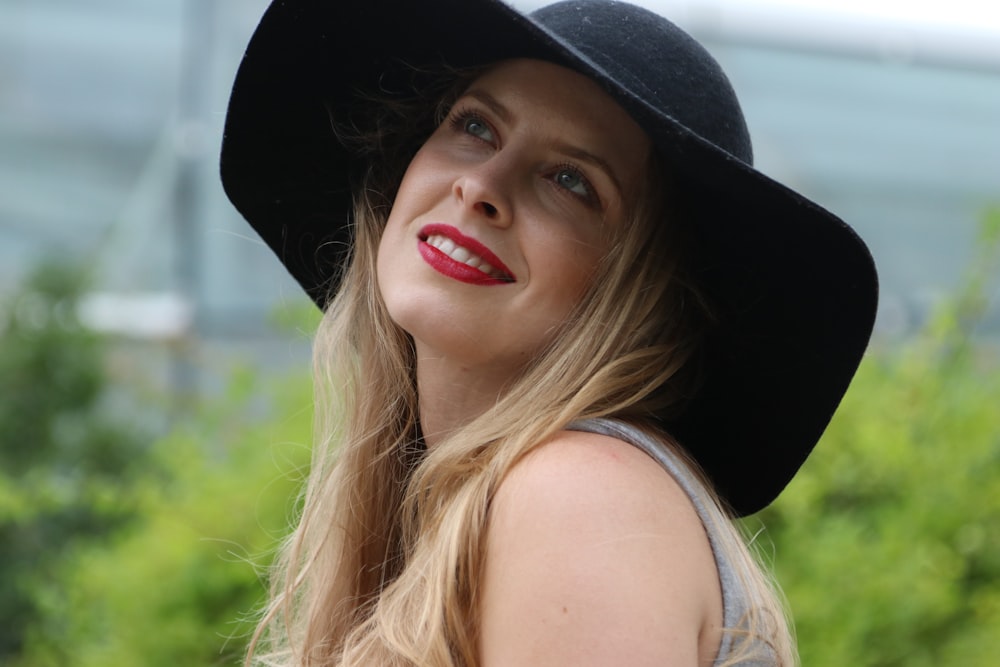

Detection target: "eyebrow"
[464, 89, 513, 124]
[461, 88, 627, 200]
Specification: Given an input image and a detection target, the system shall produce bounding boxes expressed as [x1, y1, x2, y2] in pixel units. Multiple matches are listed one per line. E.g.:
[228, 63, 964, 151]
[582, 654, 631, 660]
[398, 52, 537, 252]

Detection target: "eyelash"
[446, 105, 602, 209]
[448, 106, 494, 143]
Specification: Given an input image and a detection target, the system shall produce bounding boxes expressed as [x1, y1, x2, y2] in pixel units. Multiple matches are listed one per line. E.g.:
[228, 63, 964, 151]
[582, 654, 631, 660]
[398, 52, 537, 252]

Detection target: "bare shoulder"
[479, 429, 723, 666]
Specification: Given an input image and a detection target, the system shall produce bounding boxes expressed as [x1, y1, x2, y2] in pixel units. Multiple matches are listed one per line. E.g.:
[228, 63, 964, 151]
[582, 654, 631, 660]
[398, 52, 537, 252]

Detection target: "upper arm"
[477, 430, 722, 667]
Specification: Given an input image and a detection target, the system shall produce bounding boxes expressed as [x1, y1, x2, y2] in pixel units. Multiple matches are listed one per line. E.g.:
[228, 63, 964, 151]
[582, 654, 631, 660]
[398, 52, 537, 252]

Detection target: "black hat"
[220, 0, 878, 516]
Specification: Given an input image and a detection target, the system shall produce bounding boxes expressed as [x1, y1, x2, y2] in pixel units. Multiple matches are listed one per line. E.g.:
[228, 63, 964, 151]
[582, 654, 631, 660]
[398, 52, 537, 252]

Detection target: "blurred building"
[1, 0, 998, 396]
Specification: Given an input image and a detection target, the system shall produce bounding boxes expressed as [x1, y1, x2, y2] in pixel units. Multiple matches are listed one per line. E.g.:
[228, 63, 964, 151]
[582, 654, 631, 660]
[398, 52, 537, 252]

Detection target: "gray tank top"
[568, 417, 774, 666]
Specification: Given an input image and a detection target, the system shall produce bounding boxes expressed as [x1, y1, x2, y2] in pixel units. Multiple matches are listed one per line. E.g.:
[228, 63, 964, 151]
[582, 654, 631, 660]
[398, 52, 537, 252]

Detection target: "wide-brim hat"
[220, 0, 878, 516]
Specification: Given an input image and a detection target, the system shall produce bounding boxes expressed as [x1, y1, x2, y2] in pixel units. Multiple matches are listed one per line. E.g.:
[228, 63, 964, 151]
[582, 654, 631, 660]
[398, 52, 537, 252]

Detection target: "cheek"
[376, 205, 417, 316]
[375, 154, 437, 294]
[392, 145, 452, 207]
[529, 231, 607, 313]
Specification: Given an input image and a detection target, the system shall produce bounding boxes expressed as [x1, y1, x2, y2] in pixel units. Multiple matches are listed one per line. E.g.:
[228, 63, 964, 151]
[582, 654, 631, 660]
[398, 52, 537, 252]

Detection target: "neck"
[415, 343, 515, 448]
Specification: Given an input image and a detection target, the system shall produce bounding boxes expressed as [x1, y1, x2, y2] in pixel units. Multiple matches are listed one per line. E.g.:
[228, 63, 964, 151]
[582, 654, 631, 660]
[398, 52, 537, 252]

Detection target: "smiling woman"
[377, 60, 651, 428]
[219, 1, 878, 666]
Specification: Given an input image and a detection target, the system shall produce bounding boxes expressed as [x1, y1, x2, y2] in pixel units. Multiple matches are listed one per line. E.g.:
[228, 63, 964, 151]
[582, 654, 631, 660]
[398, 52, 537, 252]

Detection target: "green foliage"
[4, 261, 313, 666]
[14, 367, 312, 667]
[756, 207, 1000, 665]
[0, 261, 149, 661]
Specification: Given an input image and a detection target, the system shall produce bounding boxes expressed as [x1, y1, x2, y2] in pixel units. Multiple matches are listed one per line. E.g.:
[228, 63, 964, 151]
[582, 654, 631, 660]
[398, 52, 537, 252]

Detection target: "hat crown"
[531, 0, 753, 163]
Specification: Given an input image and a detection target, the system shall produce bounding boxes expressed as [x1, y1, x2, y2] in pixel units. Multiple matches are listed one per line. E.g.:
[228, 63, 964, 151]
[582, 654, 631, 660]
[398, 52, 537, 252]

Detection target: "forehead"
[461, 59, 651, 191]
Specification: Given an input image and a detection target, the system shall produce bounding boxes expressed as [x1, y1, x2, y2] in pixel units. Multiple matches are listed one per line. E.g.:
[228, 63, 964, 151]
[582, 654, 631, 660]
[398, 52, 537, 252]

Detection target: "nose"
[452, 157, 514, 228]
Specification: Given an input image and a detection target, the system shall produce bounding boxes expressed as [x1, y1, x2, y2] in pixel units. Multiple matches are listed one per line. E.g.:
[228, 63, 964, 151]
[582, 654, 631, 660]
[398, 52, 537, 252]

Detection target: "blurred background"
[1, 0, 998, 665]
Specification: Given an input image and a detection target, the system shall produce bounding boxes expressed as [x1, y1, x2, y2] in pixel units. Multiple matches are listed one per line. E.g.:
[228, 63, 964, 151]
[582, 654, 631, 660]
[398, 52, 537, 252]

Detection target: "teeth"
[425, 234, 507, 280]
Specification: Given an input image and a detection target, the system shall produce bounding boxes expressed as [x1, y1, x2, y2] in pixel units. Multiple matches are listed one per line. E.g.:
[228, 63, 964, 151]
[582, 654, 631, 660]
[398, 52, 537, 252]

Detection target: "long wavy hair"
[246, 64, 797, 667]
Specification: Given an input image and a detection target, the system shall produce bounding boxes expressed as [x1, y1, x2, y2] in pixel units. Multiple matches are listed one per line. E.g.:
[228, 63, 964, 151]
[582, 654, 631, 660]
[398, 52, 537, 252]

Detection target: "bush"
[15, 366, 312, 667]
[0, 262, 150, 661]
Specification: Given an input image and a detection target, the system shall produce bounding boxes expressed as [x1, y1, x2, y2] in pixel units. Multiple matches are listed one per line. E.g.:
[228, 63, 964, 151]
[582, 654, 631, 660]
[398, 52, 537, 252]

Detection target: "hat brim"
[221, 0, 878, 516]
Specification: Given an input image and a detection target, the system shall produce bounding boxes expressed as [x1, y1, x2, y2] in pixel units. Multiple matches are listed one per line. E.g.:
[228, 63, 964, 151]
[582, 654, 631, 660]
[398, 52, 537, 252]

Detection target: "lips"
[418, 224, 516, 285]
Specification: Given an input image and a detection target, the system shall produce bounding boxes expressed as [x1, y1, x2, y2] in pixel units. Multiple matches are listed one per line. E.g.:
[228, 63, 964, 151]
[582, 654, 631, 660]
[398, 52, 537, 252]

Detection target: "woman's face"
[377, 58, 651, 386]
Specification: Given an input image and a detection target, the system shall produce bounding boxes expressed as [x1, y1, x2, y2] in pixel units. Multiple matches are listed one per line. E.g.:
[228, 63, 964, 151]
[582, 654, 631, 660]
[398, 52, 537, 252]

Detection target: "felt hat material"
[221, 0, 879, 516]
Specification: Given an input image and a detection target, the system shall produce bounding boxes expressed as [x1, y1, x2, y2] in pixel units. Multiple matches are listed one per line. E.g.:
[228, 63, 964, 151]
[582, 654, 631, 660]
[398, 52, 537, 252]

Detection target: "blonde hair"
[247, 66, 797, 667]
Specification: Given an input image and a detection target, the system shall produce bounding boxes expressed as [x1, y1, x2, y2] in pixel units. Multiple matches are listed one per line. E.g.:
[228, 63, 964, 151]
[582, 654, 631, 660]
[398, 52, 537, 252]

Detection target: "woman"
[221, 0, 878, 665]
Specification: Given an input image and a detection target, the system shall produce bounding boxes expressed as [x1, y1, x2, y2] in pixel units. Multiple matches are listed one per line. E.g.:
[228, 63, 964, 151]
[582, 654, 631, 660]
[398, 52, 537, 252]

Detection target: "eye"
[449, 107, 496, 144]
[463, 116, 494, 142]
[553, 165, 596, 202]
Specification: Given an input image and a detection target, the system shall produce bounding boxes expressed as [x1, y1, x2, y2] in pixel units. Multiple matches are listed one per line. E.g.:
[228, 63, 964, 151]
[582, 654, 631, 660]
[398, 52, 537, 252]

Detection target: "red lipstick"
[417, 223, 515, 285]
